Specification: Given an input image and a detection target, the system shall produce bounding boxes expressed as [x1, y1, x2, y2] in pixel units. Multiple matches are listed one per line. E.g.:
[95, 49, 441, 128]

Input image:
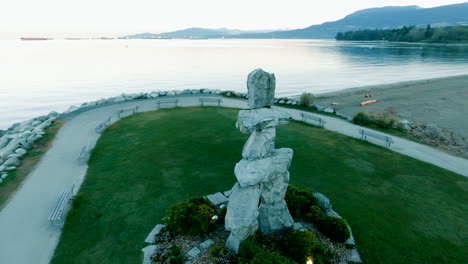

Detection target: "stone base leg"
[226, 221, 259, 254]
[258, 200, 294, 234]
[225, 183, 261, 253]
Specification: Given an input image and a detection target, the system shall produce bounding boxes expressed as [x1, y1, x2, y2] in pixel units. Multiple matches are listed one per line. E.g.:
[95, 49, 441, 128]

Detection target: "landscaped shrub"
[305, 205, 325, 223]
[210, 245, 236, 264]
[310, 244, 335, 264]
[164, 197, 216, 235]
[285, 185, 318, 219]
[239, 235, 291, 264]
[353, 112, 398, 130]
[281, 230, 317, 263]
[167, 244, 185, 264]
[317, 216, 350, 243]
[300, 92, 315, 106]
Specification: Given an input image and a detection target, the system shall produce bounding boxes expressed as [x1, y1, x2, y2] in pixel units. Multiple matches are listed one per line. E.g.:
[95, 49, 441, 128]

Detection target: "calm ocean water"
[1, 39, 467, 129]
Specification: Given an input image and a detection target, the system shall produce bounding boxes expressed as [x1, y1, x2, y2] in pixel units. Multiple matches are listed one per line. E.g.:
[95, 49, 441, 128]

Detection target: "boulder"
[7, 154, 22, 159]
[200, 239, 214, 249]
[149, 92, 159, 98]
[141, 245, 157, 264]
[258, 200, 294, 234]
[260, 172, 289, 204]
[234, 148, 292, 187]
[242, 128, 275, 160]
[0, 159, 4, 166]
[3, 157, 20, 167]
[226, 222, 259, 254]
[236, 108, 291, 134]
[67, 106, 79, 112]
[144, 224, 165, 244]
[6, 166, 16, 171]
[225, 183, 261, 231]
[31, 121, 42, 126]
[247, 69, 276, 109]
[223, 189, 232, 198]
[206, 192, 228, 206]
[349, 249, 362, 263]
[166, 91, 175, 96]
[1, 173, 7, 179]
[20, 131, 33, 139]
[187, 247, 200, 259]
[314, 192, 332, 211]
[0, 165, 5, 172]
[0, 136, 12, 149]
[323, 107, 334, 113]
[114, 96, 125, 102]
[47, 111, 60, 118]
[293, 222, 305, 230]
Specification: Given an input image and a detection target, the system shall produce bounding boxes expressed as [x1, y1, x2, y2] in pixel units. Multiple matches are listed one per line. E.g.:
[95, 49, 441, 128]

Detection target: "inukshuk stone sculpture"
[225, 69, 294, 253]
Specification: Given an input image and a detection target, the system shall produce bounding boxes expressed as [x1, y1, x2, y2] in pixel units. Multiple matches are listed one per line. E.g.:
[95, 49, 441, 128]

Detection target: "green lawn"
[51, 107, 468, 264]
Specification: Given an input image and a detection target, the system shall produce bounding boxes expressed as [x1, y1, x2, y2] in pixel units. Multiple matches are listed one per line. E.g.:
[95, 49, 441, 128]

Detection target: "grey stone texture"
[200, 239, 215, 249]
[144, 224, 165, 244]
[225, 183, 261, 231]
[260, 172, 290, 204]
[258, 200, 294, 234]
[234, 149, 292, 187]
[187, 247, 200, 259]
[206, 192, 228, 206]
[247, 69, 276, 109]
[242, 128, 275, 160]
[236, 108, 291, 134]
[225, 69, 295, 253]
[141, 245, 157, 264]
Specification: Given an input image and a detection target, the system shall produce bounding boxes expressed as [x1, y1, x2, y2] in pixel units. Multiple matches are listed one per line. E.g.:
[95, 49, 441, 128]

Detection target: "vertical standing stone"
[225, 69, 294, 253]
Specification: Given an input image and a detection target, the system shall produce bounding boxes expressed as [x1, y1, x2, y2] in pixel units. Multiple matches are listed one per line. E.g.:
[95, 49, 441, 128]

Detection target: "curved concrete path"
[0, 95, 466, 264]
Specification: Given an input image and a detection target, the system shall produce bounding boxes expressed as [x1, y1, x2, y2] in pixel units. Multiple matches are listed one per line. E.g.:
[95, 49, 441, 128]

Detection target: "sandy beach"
[311, 75, 468, 157]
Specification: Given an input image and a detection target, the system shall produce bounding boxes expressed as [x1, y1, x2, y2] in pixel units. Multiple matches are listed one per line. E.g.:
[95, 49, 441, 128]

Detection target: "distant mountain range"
[124, 28, 280, 39]
[124, 3, 468, 39]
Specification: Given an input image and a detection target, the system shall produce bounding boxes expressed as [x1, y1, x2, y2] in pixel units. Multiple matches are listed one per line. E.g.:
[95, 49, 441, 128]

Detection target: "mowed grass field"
[51, 107, 468, 264]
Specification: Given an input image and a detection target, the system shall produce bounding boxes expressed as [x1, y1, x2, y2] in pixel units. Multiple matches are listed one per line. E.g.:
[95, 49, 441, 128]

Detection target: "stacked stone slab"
[225, 69, 294, 253]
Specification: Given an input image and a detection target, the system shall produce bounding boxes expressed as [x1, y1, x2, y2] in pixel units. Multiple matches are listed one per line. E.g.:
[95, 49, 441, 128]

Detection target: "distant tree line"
[336, 25, 468, 42]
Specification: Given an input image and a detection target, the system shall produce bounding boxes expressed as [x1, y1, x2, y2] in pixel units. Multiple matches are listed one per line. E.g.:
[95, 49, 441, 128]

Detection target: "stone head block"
[247, 69, 276, 109]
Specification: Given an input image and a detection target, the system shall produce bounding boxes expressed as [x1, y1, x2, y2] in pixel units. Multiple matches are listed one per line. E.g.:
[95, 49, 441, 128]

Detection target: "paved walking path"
[0, 95, 466, 264]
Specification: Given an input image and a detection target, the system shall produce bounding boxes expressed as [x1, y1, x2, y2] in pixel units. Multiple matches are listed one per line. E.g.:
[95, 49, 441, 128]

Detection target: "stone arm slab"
[236, 108, 291, 134]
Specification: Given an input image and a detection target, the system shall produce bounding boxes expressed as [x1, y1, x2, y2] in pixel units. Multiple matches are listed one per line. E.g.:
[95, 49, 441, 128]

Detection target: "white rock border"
[0, 111, 60, 184]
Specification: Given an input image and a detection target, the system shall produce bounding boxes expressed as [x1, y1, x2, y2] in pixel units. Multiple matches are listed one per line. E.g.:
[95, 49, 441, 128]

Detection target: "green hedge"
[239, 235, 291, 264]
[163, 197, 216, 235]
[285, 185, 318, 219]
[317, 216, 350, 243]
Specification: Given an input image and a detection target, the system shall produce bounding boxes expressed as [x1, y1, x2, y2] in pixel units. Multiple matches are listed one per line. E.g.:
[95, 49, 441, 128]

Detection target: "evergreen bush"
[317, 216, 350, 243]
[164, 197, 216, 235]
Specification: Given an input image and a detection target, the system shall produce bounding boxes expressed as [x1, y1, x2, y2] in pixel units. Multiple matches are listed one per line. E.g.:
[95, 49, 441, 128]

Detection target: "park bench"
[48, 185, 74, 225]
[156, 99, 179, 109]
[77, 145, 89, 160]
[300, 112, 326, 127]
[359, 129, 394, 147]
[199, 98, 222, 107]
[115, 106, 139, 118]
[95, 116, 111, 133]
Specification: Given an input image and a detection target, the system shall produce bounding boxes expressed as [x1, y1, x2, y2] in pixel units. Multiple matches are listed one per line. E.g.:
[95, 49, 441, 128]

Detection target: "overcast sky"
[1, 0, 466, 38]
